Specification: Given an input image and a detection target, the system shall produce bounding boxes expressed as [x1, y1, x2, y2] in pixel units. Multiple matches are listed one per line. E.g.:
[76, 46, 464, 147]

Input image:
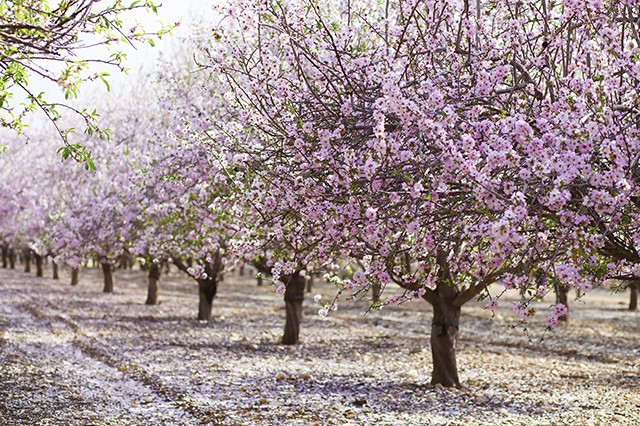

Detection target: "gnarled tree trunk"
[630, 281, 638, 312]
[430, 298, 461, 388]
[23, 249, 31, 273]
[71, 267, 79, 286]
[102, 262, 113, 293]
[146, 262, 161, 305]
[282, 271, 306, 345]
[34, 254, 43, 277]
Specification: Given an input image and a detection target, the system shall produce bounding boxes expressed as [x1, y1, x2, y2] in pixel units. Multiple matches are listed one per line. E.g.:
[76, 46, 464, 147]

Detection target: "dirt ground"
[0, 264, 638, 425]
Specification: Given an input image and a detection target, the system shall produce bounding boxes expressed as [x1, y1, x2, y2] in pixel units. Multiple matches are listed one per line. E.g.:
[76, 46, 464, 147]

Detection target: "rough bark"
[555, 284, 569, 322]
[630, 281, 638, 312]
[71, 267, 79, 286]
[146, 263, 161, 305]
[52, 261, 59, 280]
[430, 299, 462, 388]
[23, 249, 32, 273]
[35, 254, 44, 277]
[102, 262, 114, 293]
[281, 272, 306, 345]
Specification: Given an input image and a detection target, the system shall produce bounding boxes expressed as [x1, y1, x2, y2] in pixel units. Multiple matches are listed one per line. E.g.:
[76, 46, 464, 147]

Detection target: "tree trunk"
[257, 276, 263, 286]
[282, 272, 306, 345]
[197, 277, 218, 321]
[23, 249, 31, 273]
[52, 261, 59, 280]
[35, 254, 43, 277]
[102, 262, 113, 293]
[1, 245, 7, 268]
[146, 263, 161, 305]
[630, 281, 638, 312]
[239, 265, 245, 276]
[71, 267, 79, 286]
[8, 248, 16, 269]
[372, 281, 381, 303]
[430, 299, 462, 388]
[555, 284, 569, 322]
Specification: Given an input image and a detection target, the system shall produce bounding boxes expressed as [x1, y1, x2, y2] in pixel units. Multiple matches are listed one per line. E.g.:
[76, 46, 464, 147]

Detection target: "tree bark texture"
[430, 299, 462, 387]
[52, 261, 59, 280]
[35, 254, 43, 277]
[102, 262, 113, 293]
[281, 272, 306, 345]
[71, 267, 79, 286]
[146, 262, 161, 305]
[23, 249, 31, 273]
[1, 245, 7, 268]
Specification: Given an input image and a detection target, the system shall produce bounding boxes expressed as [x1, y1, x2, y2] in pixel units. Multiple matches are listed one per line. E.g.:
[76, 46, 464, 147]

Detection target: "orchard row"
[1, 0, 640, 387]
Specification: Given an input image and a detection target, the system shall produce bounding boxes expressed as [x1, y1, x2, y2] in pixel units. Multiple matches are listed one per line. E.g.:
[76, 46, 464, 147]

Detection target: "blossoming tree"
[202, 0, 640, 386]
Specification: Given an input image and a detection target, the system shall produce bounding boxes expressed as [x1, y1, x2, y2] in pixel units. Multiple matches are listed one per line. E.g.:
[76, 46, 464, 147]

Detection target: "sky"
[19, 0, 219, 136]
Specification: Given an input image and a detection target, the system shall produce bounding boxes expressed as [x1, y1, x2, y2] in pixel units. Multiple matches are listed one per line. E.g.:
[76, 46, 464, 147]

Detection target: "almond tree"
[202, 0, 639, 386]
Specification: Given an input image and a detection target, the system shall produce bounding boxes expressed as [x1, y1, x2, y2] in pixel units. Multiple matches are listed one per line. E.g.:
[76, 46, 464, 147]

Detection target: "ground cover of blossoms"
[0, 265, 638, 426]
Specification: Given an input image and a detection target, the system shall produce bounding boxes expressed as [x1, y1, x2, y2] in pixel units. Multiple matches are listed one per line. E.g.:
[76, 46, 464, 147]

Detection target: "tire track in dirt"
[21, 299, 227, 425]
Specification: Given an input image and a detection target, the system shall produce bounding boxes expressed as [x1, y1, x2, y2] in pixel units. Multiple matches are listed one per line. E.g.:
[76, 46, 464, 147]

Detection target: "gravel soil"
[0, 265, 638, 425]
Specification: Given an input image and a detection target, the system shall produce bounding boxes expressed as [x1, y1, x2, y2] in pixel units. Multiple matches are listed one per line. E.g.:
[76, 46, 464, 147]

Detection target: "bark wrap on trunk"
[281, 272, 306, 345]
[102, 262, 114, 293]
[430, 299, 461, 388]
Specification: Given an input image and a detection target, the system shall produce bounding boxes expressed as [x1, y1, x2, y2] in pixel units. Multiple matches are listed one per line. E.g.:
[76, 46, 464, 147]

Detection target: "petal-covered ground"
[0, 265, 638, 425]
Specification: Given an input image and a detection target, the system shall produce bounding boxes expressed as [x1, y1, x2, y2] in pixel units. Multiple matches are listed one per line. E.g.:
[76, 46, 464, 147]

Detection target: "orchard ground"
[0, 265, 638, 426]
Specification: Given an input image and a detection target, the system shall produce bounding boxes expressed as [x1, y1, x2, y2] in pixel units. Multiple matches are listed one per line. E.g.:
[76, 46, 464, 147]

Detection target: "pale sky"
[20, 0, 219, 135]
